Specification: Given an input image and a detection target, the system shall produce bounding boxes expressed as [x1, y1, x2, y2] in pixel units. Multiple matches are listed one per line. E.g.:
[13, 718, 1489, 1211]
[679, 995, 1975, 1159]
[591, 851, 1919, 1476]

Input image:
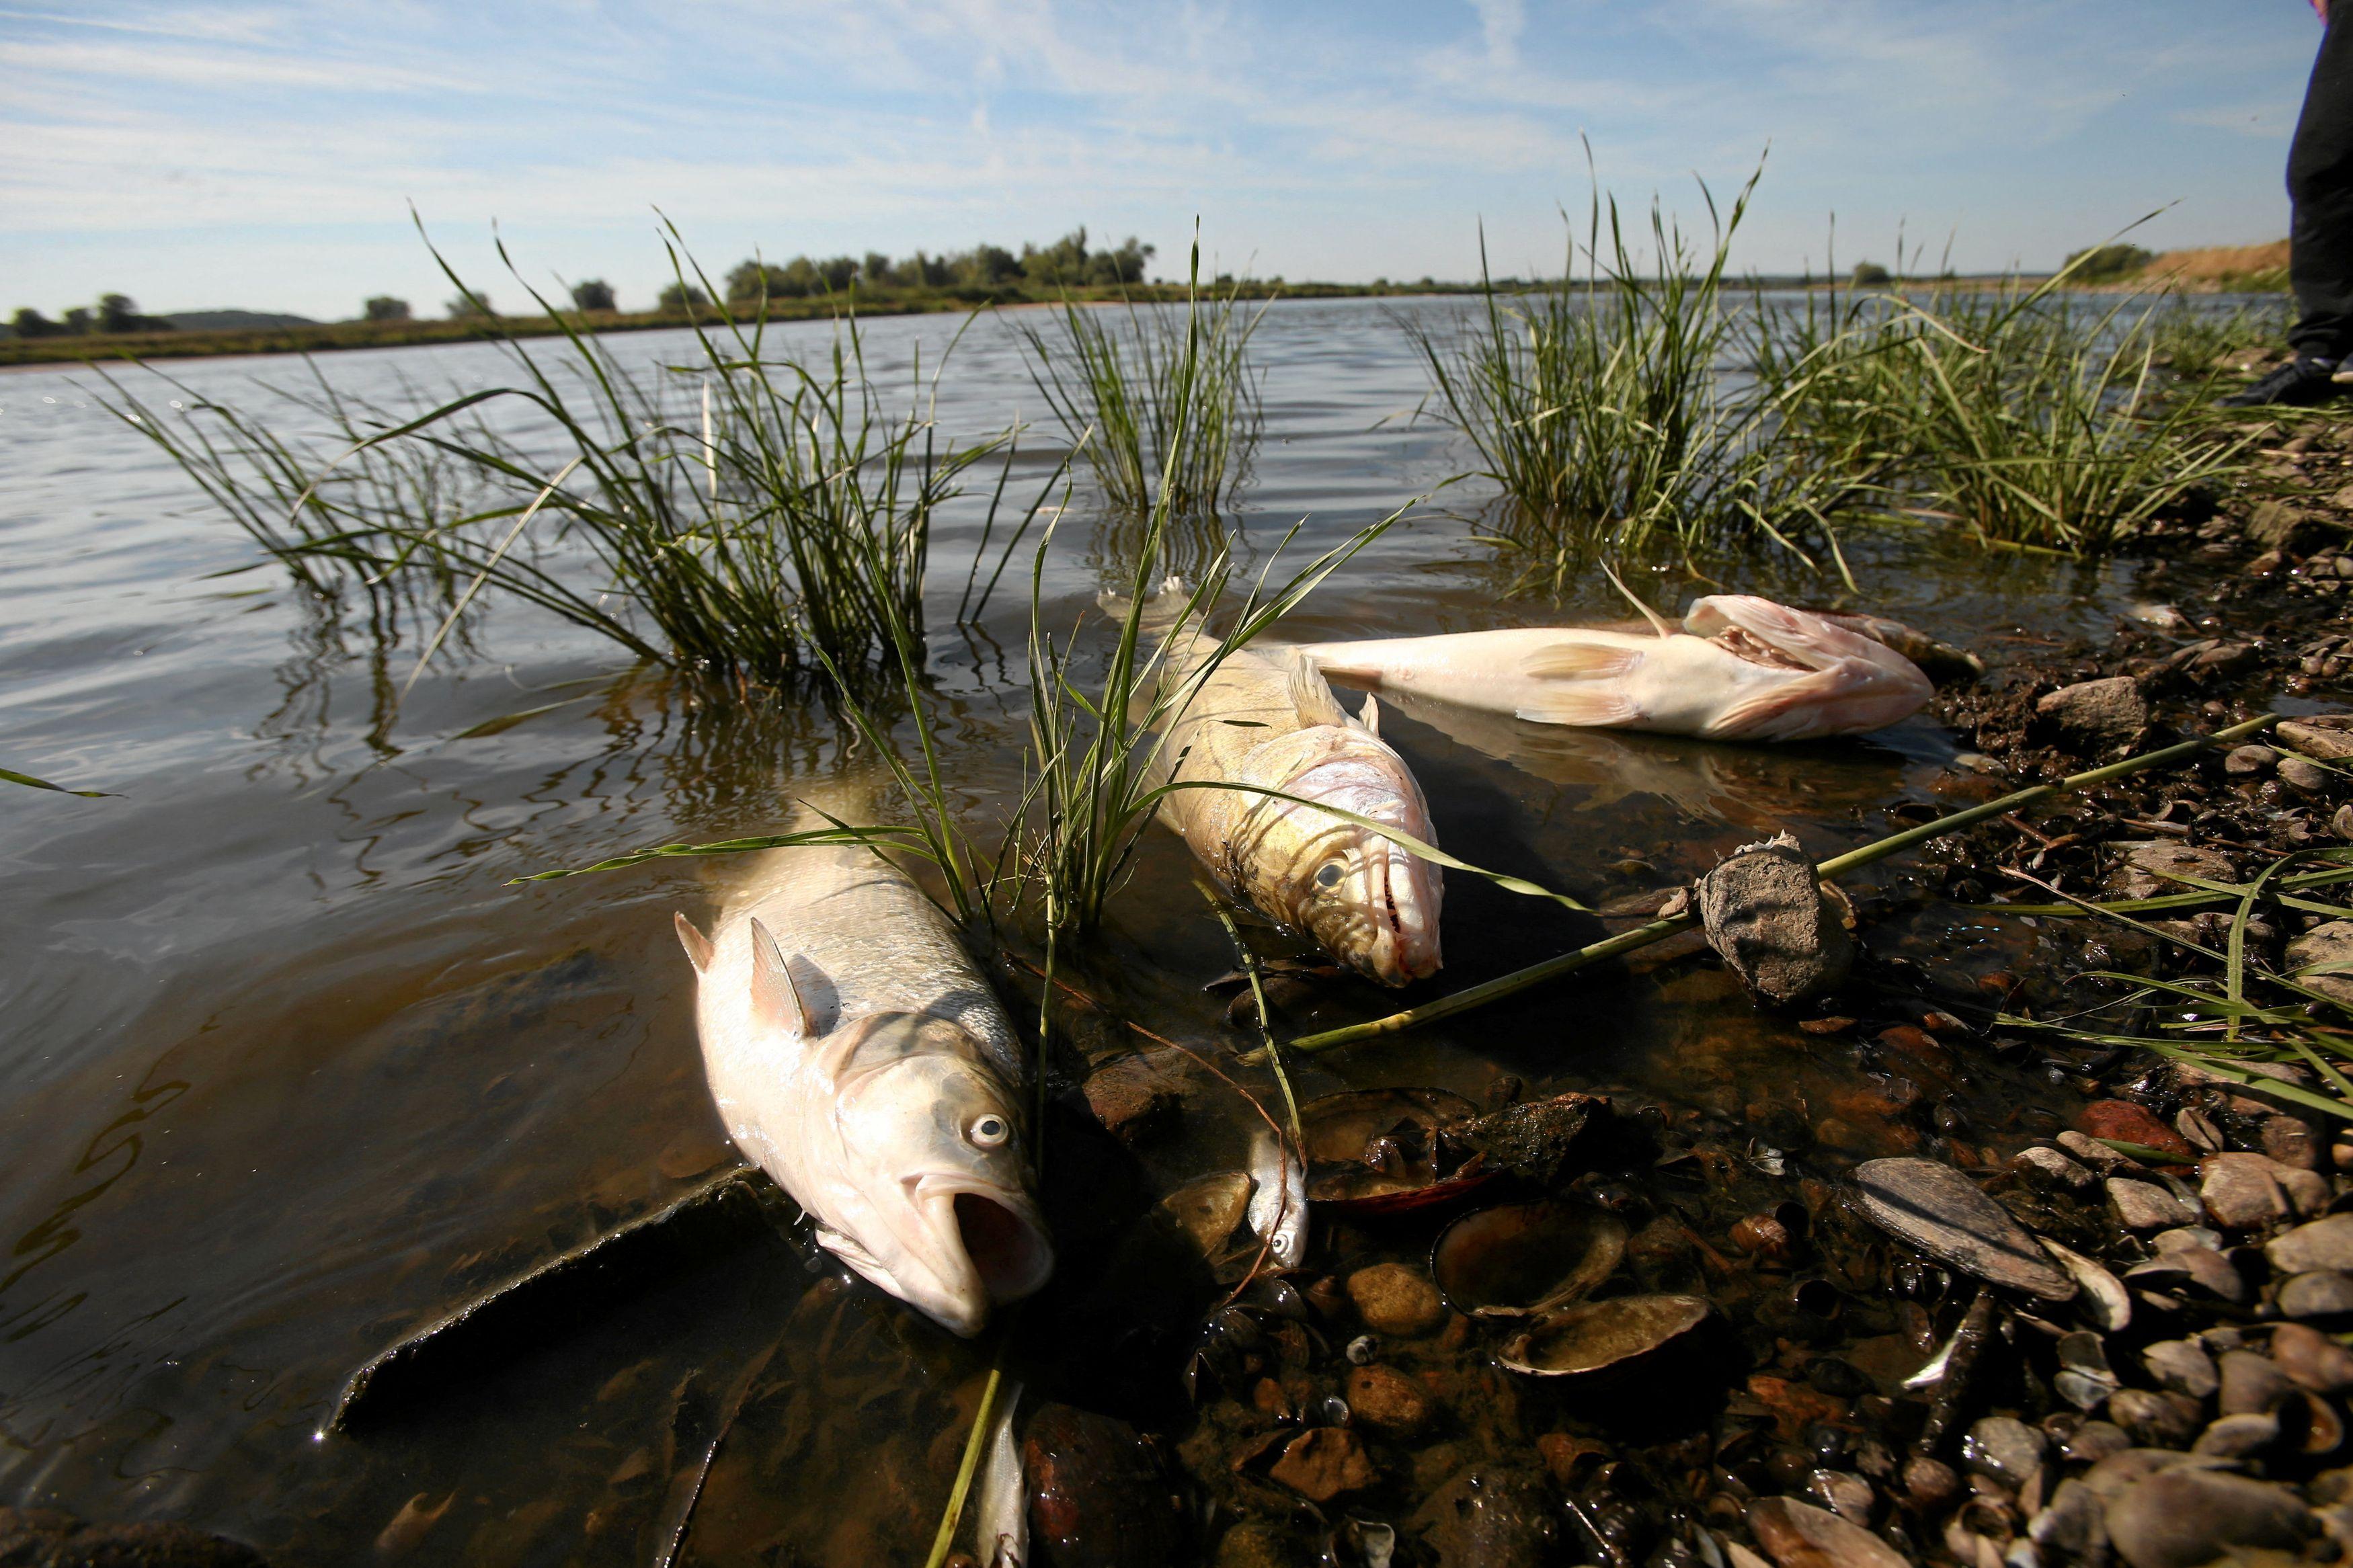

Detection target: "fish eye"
[1314, 860, 1345, 890]
[968, 1115, 1009, 1149]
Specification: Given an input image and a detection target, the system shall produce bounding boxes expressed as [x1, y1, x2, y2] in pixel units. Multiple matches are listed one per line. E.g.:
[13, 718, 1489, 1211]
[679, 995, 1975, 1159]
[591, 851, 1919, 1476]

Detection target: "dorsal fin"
[1285, 649, 1352, 729]
[1601, 563, 1677, 638]
[674, 911, 715, 973]
[747, 917, 814, 1038]
[1358, 693, 1382, 739]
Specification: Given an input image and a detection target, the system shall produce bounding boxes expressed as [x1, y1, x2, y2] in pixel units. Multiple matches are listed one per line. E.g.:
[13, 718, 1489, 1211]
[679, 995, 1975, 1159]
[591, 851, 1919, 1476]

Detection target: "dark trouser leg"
[2290, 15, 2353, 360]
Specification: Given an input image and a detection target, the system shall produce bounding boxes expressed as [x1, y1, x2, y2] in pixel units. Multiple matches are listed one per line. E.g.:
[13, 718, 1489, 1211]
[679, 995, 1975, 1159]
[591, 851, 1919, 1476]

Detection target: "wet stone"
[2057, 1130, 2135, 1173]
[2225, 744, 2278, 776]
[1345, 1364, 1433, 1438]
[2028, 1478, 2105, 1559]
[1696, 833, 1853, 1007]
[1267, 1427, 1376, 1502]
[2286, 921, 2353, 1009]
[2192, 1411, 2280, 1458]
[2269, 1213, 2353, 1275]
[2106, 842, 2235, 903]
[2261, 1114, 2319, 1171]
[2036, 677, 2147, 749]
[2270, 1322, 2353, 1393]
[2058, 1421, 2131, 1466]
[2198, 1152, 2291, 1229]
[1807, 1469, 1874, 1524]
[2108, 1178, 2198, 1232]
[1346, 1264, 1446, 1338]
[1450, 1092, 1609, 1185]
[2280, 1270, 2353, 1323]
[1901, 1454, 1965, 1514]
[1082, 1055, 1183, 1144]
[2078, 1100, 2194, 1159]
[2011, 1145, 2096, 1192]
[2124, 1243, 2247, 1305]
[2143, 1340, 2219, 1400]
[1850, 1157, 2077, 1301]
[2281, 755, 2332, 794]
[2106, 1390, 2204, 1448]
[1406, 1467, 1560, 1568]
[1745, 1495, 1909, 1568]
[2219, 1350, 2297, 1416]
[1960, 1416, 2046, 1489]
[2103, 1467, 2315, 1568]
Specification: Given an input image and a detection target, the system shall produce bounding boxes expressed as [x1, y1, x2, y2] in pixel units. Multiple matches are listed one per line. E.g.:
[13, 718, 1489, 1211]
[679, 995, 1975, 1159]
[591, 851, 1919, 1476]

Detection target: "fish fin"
[746, 917, 814, 1038]
[1515, 688, 1642, 727]
[1357, 692, 1382, 739]
[674, 911, 715, 973]
[1286, 649, 1353, 729]
[814, 1223, 899, 1292]
[1601, 563, 1677, 638]
[1701, 669, 1845, 741]
[1518, 638, 1644, 682]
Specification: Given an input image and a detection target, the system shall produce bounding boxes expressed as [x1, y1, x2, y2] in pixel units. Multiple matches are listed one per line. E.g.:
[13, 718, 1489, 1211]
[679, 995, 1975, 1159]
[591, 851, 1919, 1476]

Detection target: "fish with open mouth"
[1299, 594, 1933, 744]
[1151, 628, 1443, 987]
[673, 794, 1052, 1337]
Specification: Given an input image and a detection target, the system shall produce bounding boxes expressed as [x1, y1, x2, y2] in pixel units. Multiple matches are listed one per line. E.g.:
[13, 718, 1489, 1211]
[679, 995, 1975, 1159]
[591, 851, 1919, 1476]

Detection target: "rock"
[2081, 1448, 2217, 1501]
[2192, 1411, 2280, 1457]
[2013, 1145, 2097, 1192]
[2106, 1389, 2203, 1448]
[2272, 1322, 2353, 1393]
[1406, 1467, 1560, 1568]
[1082, 1054, 1183, 1143]
[1962, 1415, 2046, 1488]
[1345, 1364, 1433, 1437]
[2250, 499, 2320, 550]
[2280, 1270, 2353, 1323]
[2125, 1243, 2248, 1305]
[1901, 1454, 1964, 1514]
[2286, 922, 2353, 1008]
[2036, 677, 2148, 750]
[2143, 1340, 2220, 1399]
[2153, 1226, 2223, 1254]
[2226, 744, 2279, 776]
[2195, 1149, 2296, 1231]
[0, 1511, 269, 1567]
[1267, 1428, 1376, 1501]
[1024, 1405, 1192, 1567]
[2106, 842, 2236, 903]
[1850, 1157, 2077, 1301]
[1212, 1521, 1291, 1568]
[1347, 1264, 1446, 1338]
[2270, 1213, 2353, 1276]
[1451, 1092, 1610, 1185]
[2219, 1349, 2297, 1415]
[2059, 1421, 2132, 1465]
[2057, 1329, 2122, 1411]
[1808, 1470, 1874, 1524]
[1745, 1495, 1909, 1568]
[2108, 1178, 2198, 1232]
[2058, 1129, 2137, 1173]
[2104, 1467, 2315, 1568]
[2282, 755, 2333, 794]
[2079, 1100, 2194, 1159]
[2028, 1478, 2106, 1560]
[1696, 834, 1853, 1006]
[2336, 802, 2353, 841]
[2262, 1114, 2321, 1171]
[2279, 718, 2353, 763]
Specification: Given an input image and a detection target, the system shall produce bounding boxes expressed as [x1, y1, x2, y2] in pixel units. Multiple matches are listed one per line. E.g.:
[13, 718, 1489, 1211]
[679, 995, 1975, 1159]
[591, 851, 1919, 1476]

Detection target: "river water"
[0, 297, 2188, 1563]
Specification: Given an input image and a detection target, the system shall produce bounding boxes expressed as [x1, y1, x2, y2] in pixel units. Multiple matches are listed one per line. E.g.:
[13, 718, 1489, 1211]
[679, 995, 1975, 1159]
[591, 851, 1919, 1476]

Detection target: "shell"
[1498, 1294, 1711, 1378]
[1299, 1088, 1490, 1214]
[1431, 1203, 1628, 1319]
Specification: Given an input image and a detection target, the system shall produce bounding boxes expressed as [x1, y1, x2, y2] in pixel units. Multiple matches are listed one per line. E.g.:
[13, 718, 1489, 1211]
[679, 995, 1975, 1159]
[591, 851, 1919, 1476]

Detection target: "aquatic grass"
[2147, 298, 2295, 379]
[1410, 164, 1862, 591]
[1, 767, 112, 797]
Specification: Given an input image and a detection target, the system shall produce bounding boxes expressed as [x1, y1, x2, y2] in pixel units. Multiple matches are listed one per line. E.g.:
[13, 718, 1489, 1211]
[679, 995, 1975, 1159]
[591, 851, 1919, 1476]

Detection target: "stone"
[2106, 1390, 2203, 1448]
[1808, 1469, 1875, 1524]
[2226, 744, 2279, 775]
[1451, 1092, 1609, 1185]
[2337, 802, 2353, 841]
[1082, 1054, 1183, 1143]
[2143, 1339, 2220, 1399]
[1961, 1415, 2046, 1488]
[2270, 1213, 2353, 1276]
[1212, 1521, 1292, 1568]
[2279, 718, 2353, 763]
[2281, 755, 2333, 794]
[2079, 1100, 2194, 1159]
[1406, 1467, 1560, 1568]
[2219, 1349, 2297, 1415]
[2286, 921, 2353, 1008]
[2262, 1114, 2321, 1171]
[2057, 1130, 2137, 1173]
[1345, 1364, 1433, 1437]
[2103, 1468, 2315, 1568]
[1745, 1496, 1909, 1568]
[2192, 1411, 2280, 1457]
[2028, 1478, 2105, 1560]
[1901, 1454, 1965, 1514]
[2108, 1178, 2198, 1232]
[1696, 834, 1853, 1006]
[2250, 499, 2319, 550]
[2037, 677, 2148, 749]
[1346, 1264, 1446, 1338]
[2106, 842, 2236, 903]
[2127, 1246, 2248, 1309]
[2269, 1323, 2353, 1393]
[0, 1511, 268, 1568]
[2281, 1270, 2353, 1322]
[1850, 1157, 2077, 1301]
[2059, 1421, 2131, 1466]
[2013, 1145, 2096, 1192]
[2081, 1448, 2217, 1501]
[1267, 1427, 1377, 1501]
[2200, 1151, 2292, 1229]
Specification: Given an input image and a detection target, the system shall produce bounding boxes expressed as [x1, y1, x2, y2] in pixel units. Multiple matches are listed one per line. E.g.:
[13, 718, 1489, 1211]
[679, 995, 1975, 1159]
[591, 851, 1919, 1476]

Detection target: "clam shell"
[1499, 1294, 1711, 1378]
[1300, 1088, 1489, 1214]
[1431, 1202, 1627, 1319]
[1160, 1173, 1253, 1260]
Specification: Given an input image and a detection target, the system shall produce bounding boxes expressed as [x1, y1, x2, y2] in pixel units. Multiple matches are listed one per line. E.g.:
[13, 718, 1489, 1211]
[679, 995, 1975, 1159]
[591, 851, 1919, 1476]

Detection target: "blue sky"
[0, 0, 2326, 320]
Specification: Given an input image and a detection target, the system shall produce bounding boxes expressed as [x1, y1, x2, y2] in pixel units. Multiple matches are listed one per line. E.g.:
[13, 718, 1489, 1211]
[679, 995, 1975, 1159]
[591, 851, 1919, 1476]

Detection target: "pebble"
[1851, 1157, 2077, 1301]
[2219, 1349, 2297, 1416]
[2198, 1153, 2291, 1229]
[2079, 1100, 2194, 1159]
[1345, 1365, 1432, 1438]
[1081, 1055, 1185, 1144]
[2286, 922, 2353, 1009]
[2280, 755, 2331, 794]
[1345, 1264, 1446, 1338]
[1807, 1469, 1874, 1524]
[2106, 1389, 2203, 1448]
[1694, 834, 1853, 1006]
[2151, 1225, 2223, 1255]
[1266, 1428, 1376, 1502]
[2268, 1212, 2353, 1275]
[2028, 1477, 2105, 1559]
[2193, 1411, 2281, 1458]
[2108, 1178, 2199, 1232]
[2058, 1421, 2131, 1466]
[2262, 1114, 2319, 1171]
[2036, 677, 2148, 748]
[1746, 1496, 1909, 1568]
[1901, 1454, 1964, 1514]
[2270, 1322, 2353, 1393]
[2143, 1340, 2219, 1399]
[2104, 1467, 2315, 1568]
[1405, 1467, 1559, 1568]
[1961, 1416, 2046, 1489]
[2012, 1145, 2095, 1192]
[2279, 1269, 2353, 1322]
[2226, 743, 2279, 775]
[2057, 1130, 2135, 1173]
[2124, 1243, 2247, 1305]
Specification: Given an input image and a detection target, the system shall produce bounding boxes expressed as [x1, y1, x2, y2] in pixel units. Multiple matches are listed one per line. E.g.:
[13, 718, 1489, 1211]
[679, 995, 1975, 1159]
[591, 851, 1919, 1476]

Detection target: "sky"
[0, 0, 2329, 321]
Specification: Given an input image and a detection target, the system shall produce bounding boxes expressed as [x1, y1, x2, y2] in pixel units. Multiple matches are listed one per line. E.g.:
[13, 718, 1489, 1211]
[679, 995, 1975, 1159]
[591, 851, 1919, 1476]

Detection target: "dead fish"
[1793, 606, 1985, 685]
[1301, 594, 1933, 743]
[674, 790, 1052, 1338]
[976, 1381, 1027, 1568]
[1152, 627, 1443, 985]
[1246, 1127, 1309, 1268]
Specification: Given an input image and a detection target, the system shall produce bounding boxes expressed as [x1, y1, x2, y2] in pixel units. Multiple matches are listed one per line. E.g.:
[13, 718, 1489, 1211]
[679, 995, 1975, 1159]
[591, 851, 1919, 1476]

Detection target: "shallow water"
[0, 296, 2197, 1563]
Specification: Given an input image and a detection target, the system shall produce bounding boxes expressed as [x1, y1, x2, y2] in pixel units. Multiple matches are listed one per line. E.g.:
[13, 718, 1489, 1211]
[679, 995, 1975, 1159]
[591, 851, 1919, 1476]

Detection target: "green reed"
[2146, 298, 2295, 378]
[1016, 282, 1264, 518]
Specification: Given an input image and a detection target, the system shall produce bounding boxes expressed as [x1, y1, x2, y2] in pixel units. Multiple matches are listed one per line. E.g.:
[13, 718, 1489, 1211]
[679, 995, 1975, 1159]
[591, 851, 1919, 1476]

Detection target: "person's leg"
[2290, 14, 2353, 360]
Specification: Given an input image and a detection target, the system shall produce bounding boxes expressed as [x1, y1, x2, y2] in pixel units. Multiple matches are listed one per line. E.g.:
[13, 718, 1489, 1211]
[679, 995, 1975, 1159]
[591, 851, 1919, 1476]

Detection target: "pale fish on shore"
[1152, 630, 1443, 986]
[673, 792, 1052, 1337]
[1300, 595, 1934, 744]
[1245, 1126, 1309, 1268]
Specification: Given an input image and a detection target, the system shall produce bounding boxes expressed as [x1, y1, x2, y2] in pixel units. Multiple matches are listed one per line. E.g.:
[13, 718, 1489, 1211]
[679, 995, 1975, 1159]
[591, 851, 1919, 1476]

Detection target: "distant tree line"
[721, 229, 1154, 302]
[9, 294, 177, 338]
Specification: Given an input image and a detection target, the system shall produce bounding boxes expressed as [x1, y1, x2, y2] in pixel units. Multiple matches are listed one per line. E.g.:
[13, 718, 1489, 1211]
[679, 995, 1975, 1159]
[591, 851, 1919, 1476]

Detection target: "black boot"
[2220, 355, 2346, 408]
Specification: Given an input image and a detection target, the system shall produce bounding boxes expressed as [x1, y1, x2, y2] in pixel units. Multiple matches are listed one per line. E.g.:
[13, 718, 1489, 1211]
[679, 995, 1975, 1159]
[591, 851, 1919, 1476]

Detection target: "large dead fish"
[1299, 595, 1933, 744]
[1152, 629, 1443, 986]
[673, 797, 1051, 1337]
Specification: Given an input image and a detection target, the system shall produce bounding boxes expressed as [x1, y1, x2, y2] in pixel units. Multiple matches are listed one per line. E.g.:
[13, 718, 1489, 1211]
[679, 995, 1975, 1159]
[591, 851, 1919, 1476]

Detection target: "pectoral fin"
[1357, 693, 1382, 738]
[1287, 649, 1353, 729]
[747, 917, 814, 1038]
[1513, 638, 1645, 727]
[674, 912, 715, 973]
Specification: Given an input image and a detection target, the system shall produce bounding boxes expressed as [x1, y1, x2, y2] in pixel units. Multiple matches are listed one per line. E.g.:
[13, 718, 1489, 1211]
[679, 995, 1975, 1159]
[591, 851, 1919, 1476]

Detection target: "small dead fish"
[975, 1381, 1027, 1568]
[1152, 631, 1443, 985]
[675, 789, 1052, 1338]
[1302, 595, 1933, 743]
[1246, 1128, 1308, 1268]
